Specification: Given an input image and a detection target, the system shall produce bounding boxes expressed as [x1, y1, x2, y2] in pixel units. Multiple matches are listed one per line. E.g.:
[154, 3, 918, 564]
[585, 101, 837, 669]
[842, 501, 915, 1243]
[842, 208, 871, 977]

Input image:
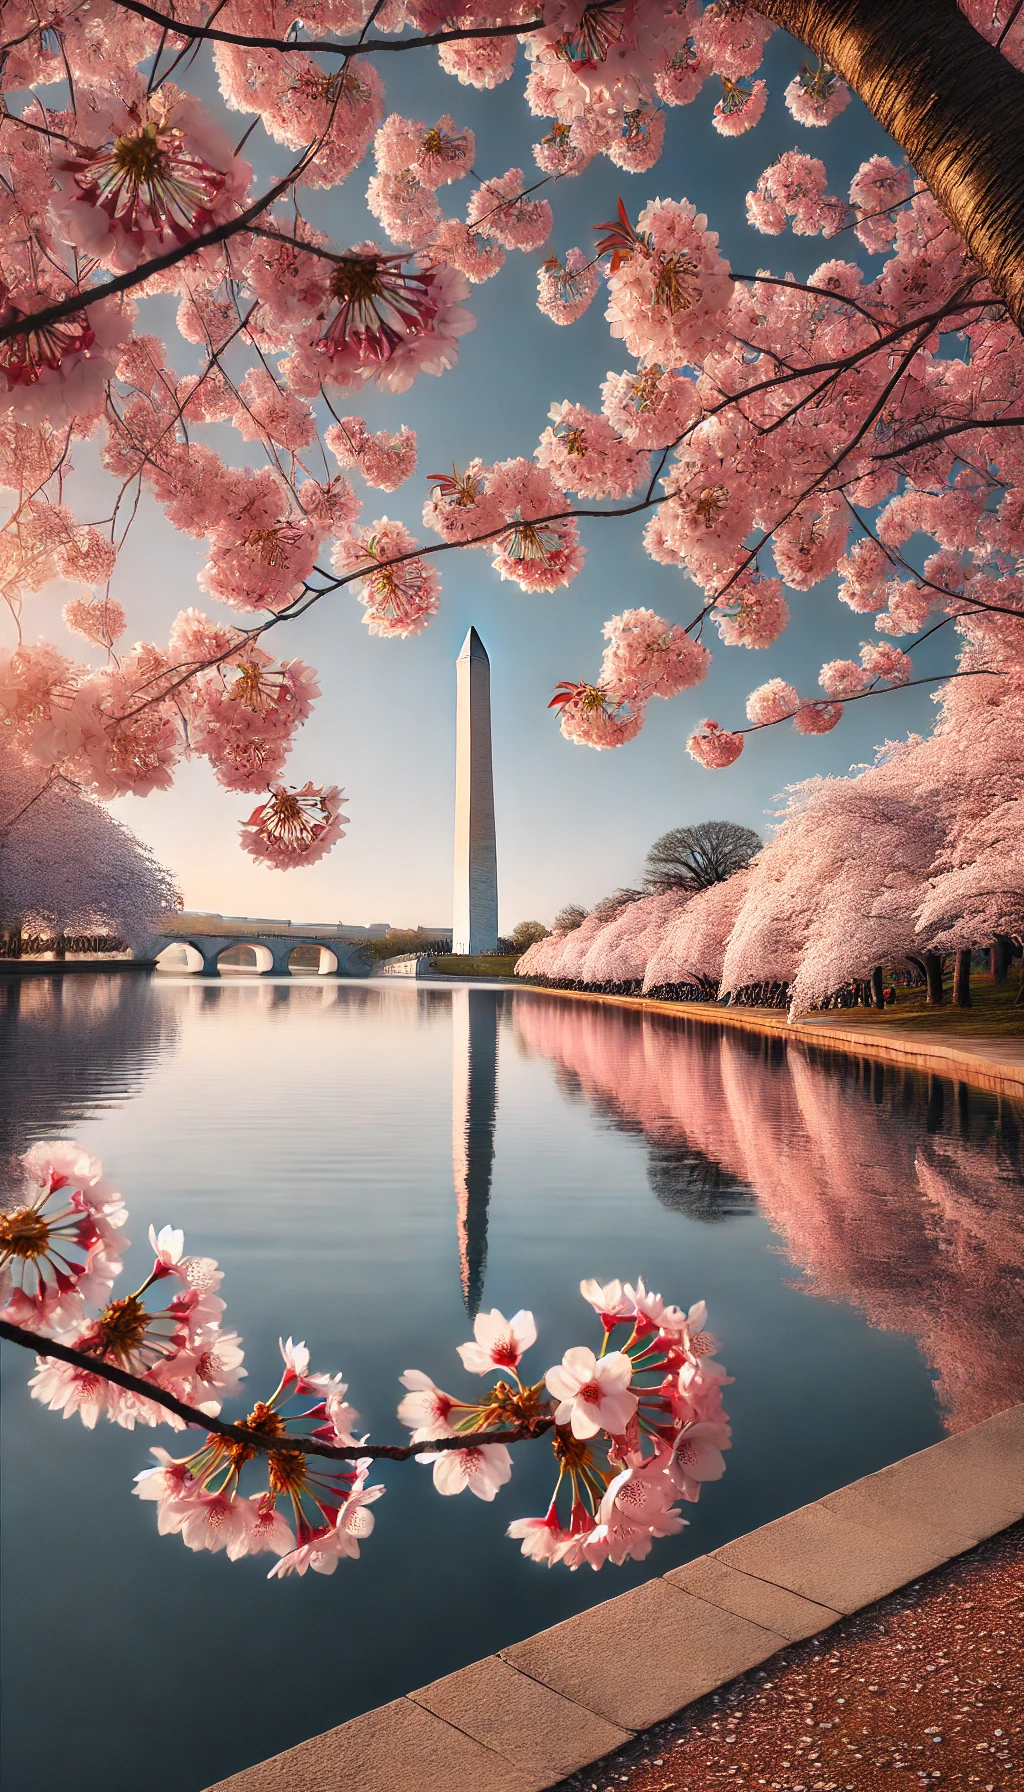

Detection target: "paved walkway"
[555, 1521, 1023, 1792]
[208, 1407, 1024, 1792]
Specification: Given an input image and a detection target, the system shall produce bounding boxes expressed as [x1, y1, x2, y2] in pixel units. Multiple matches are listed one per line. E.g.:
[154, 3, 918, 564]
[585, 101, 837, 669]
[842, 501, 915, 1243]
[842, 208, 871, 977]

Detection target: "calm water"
[3, 974, 1024, 1791]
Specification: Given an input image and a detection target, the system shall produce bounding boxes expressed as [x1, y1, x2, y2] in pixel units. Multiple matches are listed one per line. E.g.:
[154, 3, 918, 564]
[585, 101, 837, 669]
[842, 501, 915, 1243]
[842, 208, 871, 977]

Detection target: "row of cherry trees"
[2, 2, 1024, 868]
[519, 646, 1024, 1013]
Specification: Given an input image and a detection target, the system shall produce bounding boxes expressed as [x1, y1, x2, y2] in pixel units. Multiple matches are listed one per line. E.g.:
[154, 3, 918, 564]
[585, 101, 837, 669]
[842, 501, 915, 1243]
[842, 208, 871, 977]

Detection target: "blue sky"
[13, 32, 954, 929]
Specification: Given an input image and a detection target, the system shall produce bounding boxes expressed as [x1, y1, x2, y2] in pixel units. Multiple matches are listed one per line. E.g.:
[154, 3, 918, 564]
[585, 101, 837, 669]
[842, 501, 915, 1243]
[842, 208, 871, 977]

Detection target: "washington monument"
[453, 628, 498, 955]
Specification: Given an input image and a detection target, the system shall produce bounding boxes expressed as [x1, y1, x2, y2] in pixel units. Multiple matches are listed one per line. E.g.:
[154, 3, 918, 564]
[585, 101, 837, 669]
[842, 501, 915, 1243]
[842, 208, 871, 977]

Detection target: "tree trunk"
[757, 0, 1024, 333]
[990, 934, 1012, 982]
[953, 947, 972, 1007]
[870, 966, 885, 1008]
[923, 950, 946, 1005]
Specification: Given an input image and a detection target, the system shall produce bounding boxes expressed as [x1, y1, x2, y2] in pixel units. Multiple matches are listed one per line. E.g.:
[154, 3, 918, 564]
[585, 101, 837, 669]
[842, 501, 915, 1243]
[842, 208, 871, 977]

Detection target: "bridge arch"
[153, 931, 371, 977]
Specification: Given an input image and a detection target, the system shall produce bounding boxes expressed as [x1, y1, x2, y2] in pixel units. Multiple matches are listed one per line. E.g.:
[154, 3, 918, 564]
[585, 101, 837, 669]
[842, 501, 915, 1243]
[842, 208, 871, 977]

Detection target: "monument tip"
[458, 626, 488, 663]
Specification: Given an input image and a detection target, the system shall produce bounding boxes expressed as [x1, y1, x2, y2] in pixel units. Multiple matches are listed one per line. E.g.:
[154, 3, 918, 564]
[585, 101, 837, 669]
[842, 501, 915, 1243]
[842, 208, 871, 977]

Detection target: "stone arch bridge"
[153, 913, 376, 977]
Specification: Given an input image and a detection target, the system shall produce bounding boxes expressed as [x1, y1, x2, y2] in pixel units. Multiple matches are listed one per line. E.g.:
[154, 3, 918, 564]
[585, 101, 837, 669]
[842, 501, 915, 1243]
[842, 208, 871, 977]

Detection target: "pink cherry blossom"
[536, 250, 600, 326]
[62, 596, 126, 650]
[687, 719, 744, 768]
[325, 417, 417, 492]
[820, 658, 871, 698]
[485, 458, 584, 592]
[713, 78, 768, 137]
[746, 679, 800, 726]
[268, 1478, 384, 1575]
[466, 169, 553, 253]
[597, 1456, 687, 1563]
[537, 402, 648, 499]
[332, 518, 441, 637]
[861, 641, 914, 685]
[785, 65, 852, 127]
[422, 461, 507, 545]
[550, 680, 647, 750]
[457, 1307, 537, 1375]
[506, 1504, 569, 1564]
[239, 784, 348, 869]
[397, 1369, 458, 1440]
[51, 90, 251, 273]
[712, 573, 790, 649]
[421, 1442, 513, 1500]
[599, 607, 711, 703]
[600, 363, 698, 450]
[792, 698, 844, 735]
[579, 1277, 633, 1325]
[0, 1142, 127, 1333]
[545, 1346, 637, 1439]
[602, 197, 734, 370]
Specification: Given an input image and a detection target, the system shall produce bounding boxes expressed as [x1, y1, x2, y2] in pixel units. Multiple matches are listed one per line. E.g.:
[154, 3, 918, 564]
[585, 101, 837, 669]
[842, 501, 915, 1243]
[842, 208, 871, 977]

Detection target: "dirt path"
[555, 1525, 1024, 1792]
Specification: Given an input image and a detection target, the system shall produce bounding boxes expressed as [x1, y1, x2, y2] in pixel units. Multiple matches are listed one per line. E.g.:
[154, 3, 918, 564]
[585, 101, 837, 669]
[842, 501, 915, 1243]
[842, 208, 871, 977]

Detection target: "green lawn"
[793, 973, 1024, 1037]
[429, 954, 519, 978]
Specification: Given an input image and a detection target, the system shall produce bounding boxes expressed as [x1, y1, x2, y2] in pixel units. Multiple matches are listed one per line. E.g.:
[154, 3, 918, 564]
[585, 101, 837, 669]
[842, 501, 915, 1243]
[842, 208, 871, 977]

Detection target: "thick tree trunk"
[870, 965, 884, 1008]
[990, 934, 1012, 982]
[953, 947, 972, 1007]
[923, 950, 946, 1005]
[757, 0, 1024, 333]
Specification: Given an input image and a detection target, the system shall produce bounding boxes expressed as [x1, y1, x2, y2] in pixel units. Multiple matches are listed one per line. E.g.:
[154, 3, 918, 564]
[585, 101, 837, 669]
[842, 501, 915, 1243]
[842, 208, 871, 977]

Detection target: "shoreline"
[207, 1404, 1024, 1792]
[512, 982, 1024, 1102]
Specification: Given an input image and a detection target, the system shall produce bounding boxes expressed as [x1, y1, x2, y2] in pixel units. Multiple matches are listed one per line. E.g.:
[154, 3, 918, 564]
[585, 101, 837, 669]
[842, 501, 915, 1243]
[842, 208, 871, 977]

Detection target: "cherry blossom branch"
[108, 0, 546, 55]
[871, 414, 1024, 458]
[0, 151, 318, 348]
[0, 1316, 554, 1461]
[737, 666, 1002, 737]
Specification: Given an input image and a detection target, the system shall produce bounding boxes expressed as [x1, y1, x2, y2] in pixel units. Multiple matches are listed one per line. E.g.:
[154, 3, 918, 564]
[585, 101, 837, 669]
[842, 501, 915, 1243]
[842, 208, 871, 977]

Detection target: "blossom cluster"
[2, 0, 1024, 854]
[400, 1282, 731, 1570]
[5, 1145, 730, 1578]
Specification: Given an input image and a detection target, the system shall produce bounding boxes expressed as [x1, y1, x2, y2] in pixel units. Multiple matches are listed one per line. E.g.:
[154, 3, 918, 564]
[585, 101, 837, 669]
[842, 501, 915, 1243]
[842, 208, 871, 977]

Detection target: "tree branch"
[0, 1317, 554, 1461]
[108, 0, 545, 55]
[0, 156, 314, 348]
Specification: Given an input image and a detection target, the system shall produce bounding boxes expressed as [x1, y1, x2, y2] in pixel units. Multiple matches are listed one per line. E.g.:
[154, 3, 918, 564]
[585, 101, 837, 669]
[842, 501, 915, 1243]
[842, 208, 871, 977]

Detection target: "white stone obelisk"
[452, 628, 498, 955]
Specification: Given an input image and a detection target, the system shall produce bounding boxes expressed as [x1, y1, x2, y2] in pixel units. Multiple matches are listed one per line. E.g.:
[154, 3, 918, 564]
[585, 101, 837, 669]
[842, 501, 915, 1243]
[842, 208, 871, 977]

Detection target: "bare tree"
[645, 822, 763, 894]
[552, 904, 588, 934]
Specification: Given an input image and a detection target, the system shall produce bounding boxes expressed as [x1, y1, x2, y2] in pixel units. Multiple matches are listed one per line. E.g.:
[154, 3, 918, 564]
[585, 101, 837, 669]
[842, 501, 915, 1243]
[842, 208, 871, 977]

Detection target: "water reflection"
[451, 987, 499, 1315]
[0, 972, 181, 1180]
[514, 995, 1024, 1432]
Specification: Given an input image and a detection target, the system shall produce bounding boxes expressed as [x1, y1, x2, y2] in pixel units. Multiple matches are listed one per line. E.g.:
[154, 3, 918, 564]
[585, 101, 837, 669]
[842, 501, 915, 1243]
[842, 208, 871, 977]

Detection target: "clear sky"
[13, 33, 954, 930]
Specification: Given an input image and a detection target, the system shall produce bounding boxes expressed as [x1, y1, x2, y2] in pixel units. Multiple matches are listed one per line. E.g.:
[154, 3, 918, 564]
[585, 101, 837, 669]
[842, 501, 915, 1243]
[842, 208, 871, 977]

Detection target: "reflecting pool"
[3, 975, 1024, 1791]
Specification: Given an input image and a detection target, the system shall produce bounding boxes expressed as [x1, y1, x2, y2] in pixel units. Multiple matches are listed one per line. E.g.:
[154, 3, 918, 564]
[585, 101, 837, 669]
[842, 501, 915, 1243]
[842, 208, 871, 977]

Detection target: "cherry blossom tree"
[3, 1, 1024, 874]
[0, 741, 180, 949]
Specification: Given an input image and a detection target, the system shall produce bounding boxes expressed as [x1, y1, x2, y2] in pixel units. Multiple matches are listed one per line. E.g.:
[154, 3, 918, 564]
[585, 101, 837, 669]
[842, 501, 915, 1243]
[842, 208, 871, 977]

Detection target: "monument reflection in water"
[451, 986, 499, 1315]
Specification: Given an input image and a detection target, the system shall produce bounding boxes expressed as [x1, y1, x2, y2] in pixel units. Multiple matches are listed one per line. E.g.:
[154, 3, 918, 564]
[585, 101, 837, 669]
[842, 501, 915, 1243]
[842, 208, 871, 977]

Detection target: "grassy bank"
[429, 954, 519, 978]
[799, 974, 1024, 1037]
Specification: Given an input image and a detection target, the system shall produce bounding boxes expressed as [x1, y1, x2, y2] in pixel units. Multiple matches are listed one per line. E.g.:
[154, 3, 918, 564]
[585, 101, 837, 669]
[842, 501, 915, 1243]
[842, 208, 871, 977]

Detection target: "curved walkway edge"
[514, 983, 1024, 1102]
[206, 1403, 1024, 1792]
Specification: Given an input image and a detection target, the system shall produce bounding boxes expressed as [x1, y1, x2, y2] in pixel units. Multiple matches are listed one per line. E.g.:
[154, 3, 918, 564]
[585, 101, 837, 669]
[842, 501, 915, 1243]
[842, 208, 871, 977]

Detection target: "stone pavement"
[206, 1405, 1024, 1792]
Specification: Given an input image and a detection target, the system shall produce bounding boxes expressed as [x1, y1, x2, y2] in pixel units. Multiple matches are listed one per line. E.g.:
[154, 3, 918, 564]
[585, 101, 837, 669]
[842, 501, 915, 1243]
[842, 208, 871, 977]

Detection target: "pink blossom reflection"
[514, 996, 1024, 1432]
